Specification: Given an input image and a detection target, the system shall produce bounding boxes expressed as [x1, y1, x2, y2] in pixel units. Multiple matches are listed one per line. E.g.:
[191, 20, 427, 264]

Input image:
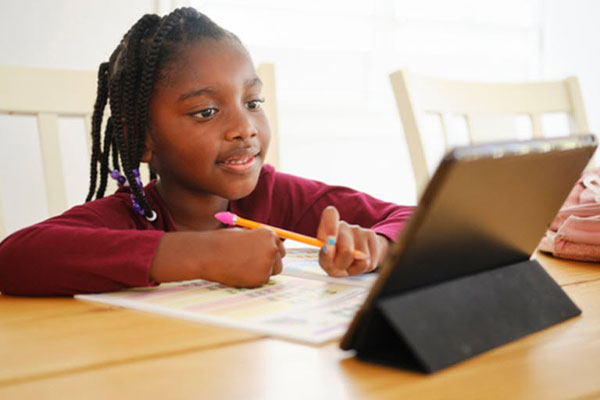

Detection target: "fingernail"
[322, 244, 328, 254]
[327, 236, 336, 246]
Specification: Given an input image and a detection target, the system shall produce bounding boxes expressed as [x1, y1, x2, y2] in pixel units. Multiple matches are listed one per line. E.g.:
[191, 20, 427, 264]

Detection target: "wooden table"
[1, 252, 599, 399]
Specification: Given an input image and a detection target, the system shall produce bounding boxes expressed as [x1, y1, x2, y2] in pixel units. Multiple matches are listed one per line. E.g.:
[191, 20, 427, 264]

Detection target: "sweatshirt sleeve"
[246, 167, 414, 242]
[0, 201, 164, 297]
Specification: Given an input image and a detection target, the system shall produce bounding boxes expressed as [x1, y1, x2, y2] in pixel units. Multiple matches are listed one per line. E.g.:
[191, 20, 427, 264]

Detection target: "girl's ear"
[140, 133, 154, 163]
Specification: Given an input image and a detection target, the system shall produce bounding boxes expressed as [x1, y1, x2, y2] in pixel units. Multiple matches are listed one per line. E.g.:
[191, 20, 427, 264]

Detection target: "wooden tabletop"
[1, 252, 599, 399]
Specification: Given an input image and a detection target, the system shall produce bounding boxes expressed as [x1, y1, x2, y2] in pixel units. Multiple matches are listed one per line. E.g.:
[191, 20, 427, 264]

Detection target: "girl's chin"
[222, 177, 261, 200]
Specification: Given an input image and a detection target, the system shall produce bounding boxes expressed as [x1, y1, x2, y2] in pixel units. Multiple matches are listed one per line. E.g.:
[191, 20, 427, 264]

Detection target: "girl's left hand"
[316, 206, 390, 277]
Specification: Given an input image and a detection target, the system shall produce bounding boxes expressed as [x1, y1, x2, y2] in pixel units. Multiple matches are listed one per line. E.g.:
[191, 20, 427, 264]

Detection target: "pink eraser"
[215, 211, 237, 226]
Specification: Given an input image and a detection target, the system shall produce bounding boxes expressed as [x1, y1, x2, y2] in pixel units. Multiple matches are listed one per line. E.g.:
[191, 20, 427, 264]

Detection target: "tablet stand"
[351, 259, 581, 373]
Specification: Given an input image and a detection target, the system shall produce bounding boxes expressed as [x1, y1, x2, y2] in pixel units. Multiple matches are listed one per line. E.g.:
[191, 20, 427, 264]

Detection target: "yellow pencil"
[215, 211, 367, 259]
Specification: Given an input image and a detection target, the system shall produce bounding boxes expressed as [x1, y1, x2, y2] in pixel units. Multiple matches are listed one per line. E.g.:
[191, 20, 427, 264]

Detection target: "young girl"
[0, 8, 412, 296]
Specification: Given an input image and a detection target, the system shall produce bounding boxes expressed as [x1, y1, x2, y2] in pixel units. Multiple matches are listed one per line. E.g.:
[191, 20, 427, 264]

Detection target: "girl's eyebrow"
[245, 77, 262, 88]
[178, 78, 262, 102]
[178, 87, 216, 102]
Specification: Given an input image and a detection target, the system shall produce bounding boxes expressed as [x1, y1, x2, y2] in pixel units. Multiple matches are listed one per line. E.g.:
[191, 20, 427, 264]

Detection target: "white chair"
[257, 63, 280, 170]
[0, 66, 98, 238]
[389, 69, 591, 197]
[0, 63, 280, 239]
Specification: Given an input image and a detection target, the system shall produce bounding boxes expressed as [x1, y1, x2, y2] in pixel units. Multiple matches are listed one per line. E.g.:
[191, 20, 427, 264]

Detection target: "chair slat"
[439, 113, 450, 152]
[257, 63, 280, 170]
[464, 114, 475, 144]
[389, 71, 431, 196]
[37, 113, 67, 216]
[531, 113, 544, 138]
[566, 76, 590, 133]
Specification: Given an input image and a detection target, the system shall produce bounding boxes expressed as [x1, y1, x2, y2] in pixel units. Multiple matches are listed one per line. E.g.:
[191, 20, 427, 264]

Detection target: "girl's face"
[145, 38, 270, 200]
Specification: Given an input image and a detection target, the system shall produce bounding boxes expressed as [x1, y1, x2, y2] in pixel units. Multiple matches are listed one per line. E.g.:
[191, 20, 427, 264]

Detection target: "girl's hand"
[150, 228, 285, 288]
[316, 206, 390, 277]
[213, 228, 286, 287]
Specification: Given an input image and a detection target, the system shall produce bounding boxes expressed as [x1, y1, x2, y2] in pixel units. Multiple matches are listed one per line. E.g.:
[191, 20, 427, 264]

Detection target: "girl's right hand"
[212, 228, 286, 287]
[149, 228, 285, 288]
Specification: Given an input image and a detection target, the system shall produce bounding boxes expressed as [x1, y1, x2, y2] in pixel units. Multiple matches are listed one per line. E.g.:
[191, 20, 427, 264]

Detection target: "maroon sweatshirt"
[0, 165, 413, 296]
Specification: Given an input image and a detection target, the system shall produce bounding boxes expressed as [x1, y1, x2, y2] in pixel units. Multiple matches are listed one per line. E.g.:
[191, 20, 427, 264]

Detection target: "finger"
[276, 237, 286, 258]
[272, 252, 283, 275]
[346, 252, 371, 276]
[319, 224, 348, 277]
[347, 259, 371, 275]
[317, 206, 340, 258]
[343, 231, 371, 276]
[331, 223, 358, 275]
[318, 241, 342, 276]
[355, 229, 374, 269]
[269, 234, 284, 276]
[374, 234, 390, 270]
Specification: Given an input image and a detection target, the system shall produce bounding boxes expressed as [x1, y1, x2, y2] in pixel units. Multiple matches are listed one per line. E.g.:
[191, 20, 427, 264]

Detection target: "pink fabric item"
[539, 167, 600, 262]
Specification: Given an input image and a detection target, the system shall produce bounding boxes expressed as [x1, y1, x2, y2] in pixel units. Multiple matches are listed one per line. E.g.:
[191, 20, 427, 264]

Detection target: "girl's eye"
[193, 108, 217, 119]
[246, 99, 264, 110]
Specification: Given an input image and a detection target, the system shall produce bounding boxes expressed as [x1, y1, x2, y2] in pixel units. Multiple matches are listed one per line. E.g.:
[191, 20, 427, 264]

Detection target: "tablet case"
[351, 259, 579, 372]
[341, 134, 597, 373]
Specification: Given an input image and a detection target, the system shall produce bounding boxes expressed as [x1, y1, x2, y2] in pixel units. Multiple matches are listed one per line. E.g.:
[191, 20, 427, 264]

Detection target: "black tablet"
[340, 134, 597, 372]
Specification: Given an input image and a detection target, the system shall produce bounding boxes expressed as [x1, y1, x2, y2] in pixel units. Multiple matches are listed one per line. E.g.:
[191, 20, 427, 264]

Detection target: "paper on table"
[76, 247, 376, 344]
[283, 248, 377, 288]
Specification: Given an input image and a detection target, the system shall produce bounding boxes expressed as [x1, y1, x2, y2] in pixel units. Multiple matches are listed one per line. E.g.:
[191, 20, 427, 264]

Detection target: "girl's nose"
[224, 107, 258, 141]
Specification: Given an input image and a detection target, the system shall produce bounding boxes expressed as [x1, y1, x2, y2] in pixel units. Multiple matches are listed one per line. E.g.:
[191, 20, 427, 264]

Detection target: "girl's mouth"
[217, 154, 258, 174]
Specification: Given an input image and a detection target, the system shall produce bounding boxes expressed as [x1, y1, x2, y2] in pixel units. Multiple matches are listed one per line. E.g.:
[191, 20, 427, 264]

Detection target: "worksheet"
[76, 248, 377, 344]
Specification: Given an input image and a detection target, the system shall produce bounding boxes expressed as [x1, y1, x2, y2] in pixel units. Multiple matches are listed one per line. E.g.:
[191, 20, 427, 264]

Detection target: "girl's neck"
[154, 179, 229, 232]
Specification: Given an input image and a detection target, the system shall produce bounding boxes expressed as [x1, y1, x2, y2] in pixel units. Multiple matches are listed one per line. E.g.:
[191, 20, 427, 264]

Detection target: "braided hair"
[86, 7, 240, 220]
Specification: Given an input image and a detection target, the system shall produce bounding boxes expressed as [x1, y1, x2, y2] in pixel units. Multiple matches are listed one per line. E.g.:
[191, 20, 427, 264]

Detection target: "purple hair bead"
[110, 169, 155, 221]
[130, 195, 144, 215]
[110, 169, 128, 186]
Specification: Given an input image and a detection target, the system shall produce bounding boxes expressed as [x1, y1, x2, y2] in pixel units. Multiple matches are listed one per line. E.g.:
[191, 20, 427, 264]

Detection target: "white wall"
[541, 0, 600, 138]
[0, 0, 156, 69]
[196, 0, 548, 206]
[1, 0, 599, 236]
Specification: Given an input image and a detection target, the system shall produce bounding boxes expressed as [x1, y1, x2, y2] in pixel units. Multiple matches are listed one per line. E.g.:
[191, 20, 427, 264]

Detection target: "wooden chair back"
[389, 69, 590, 196]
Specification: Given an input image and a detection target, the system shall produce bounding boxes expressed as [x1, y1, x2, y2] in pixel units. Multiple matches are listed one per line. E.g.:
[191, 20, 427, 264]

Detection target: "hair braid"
[96, 117, 113, 198]
[134, 8, 195, 153]
[132, 11, 182, 166]
[133, 15, 161, 164]
[122, 15, 159, 171]
[111, 130, 120, 171]
[125, 12, 183, 218]
[86, 7, 231, 221]
[101, 15, 150, 216]
[107, 69, 128, 183]
[85, 62, 109, 202]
